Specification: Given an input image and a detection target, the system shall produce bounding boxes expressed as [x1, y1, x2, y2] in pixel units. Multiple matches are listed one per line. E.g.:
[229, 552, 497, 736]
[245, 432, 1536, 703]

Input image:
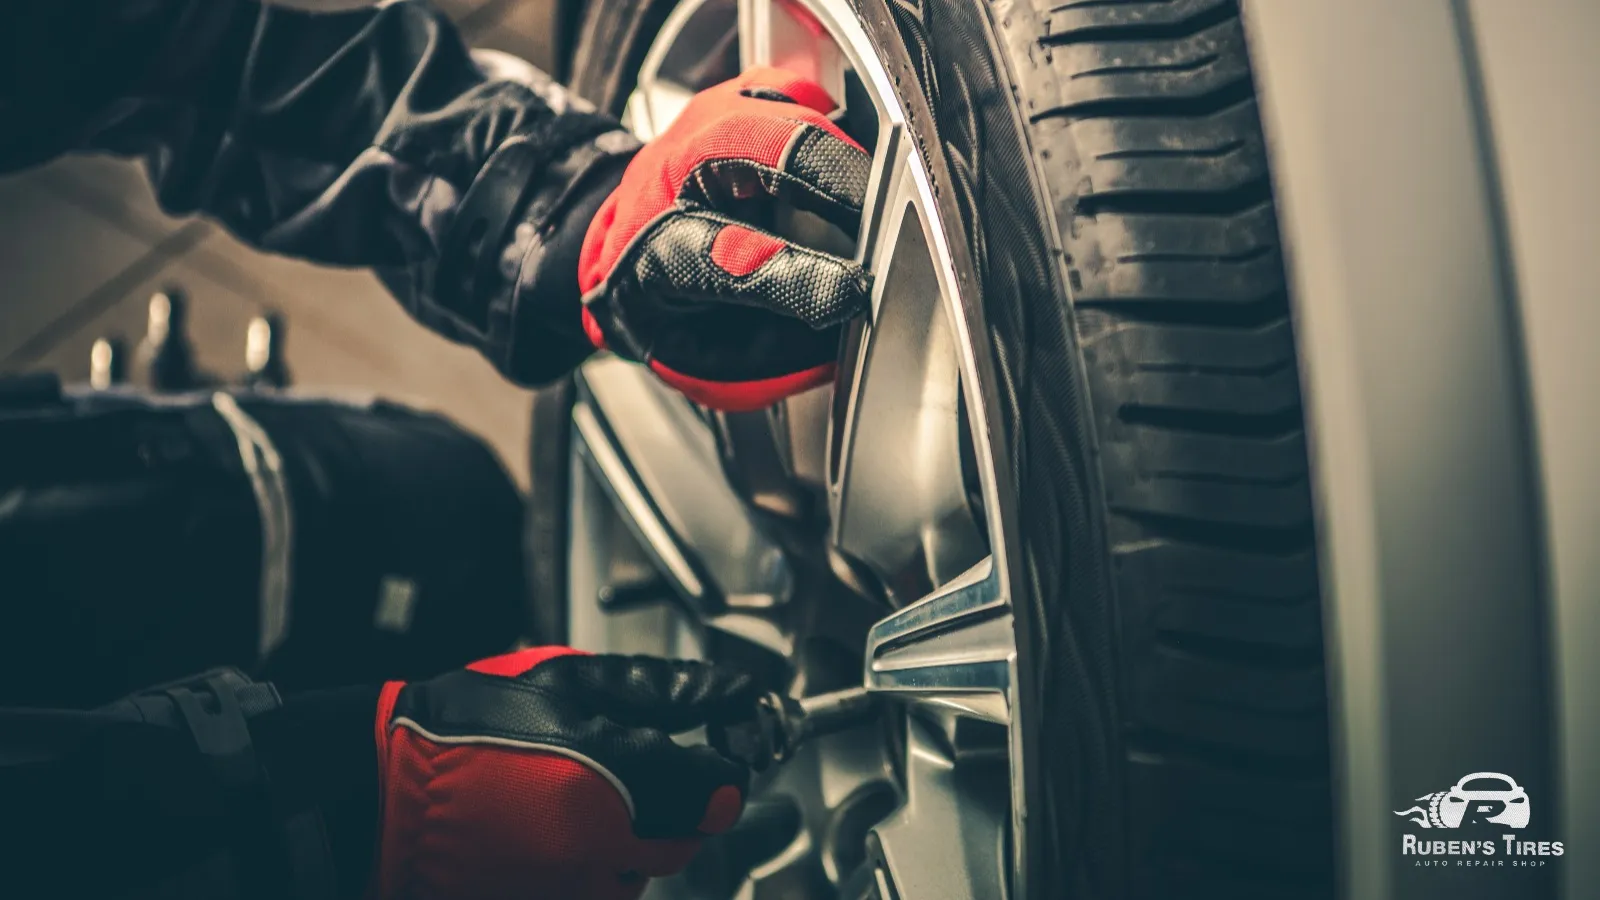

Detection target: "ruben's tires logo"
[1395, 772, 1531, 829]
[1395, 772, 1563, 867]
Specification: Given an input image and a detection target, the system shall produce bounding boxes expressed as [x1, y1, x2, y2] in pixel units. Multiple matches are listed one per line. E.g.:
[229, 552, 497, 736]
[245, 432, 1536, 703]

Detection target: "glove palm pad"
[578, 67, 872, 411]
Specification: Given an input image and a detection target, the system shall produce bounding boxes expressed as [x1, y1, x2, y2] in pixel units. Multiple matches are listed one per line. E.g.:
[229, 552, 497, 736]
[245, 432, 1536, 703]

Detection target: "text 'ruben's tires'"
[564, 0, 1333, 897]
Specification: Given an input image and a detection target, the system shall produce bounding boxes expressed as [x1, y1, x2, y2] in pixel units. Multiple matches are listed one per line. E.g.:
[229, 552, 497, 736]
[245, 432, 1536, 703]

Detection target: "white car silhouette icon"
[1437, 773, 1530, 828]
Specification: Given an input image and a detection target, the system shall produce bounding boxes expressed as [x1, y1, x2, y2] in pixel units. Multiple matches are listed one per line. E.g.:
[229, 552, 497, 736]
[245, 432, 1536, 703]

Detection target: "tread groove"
[1074, 176, 1271, 216]
[1117, 404, 1304, 438]
[1134, 358, 1295, 377]
[1154, 629, 1323, 669]
[1096, 139, 1244, 160]
[1030, 75, 1255, 122]
[1114, 246, 1273, 264]
[1071, 54, 1220, 78]
[1149, 469, 1305, 488]
[1115, 509, 1314, 555]
[1165, 587, 1320, 608]
[1043, 0, 1238, 47]
[1125, 727, 1326, 777]
[1078, 298, 1288, 327]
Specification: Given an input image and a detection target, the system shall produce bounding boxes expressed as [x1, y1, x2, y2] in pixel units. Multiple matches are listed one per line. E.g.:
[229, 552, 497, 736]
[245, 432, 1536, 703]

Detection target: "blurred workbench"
[0, 0, 561, 487]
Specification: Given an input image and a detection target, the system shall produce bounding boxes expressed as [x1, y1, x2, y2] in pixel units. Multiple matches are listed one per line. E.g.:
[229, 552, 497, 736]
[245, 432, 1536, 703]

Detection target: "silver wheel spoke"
[865, 556, 1011, 724]
[570, 358, 797, 657]
[830, 146, 990, 595]
[829, 108, 1020, 900]
[622, 81, 694, 143]
[871, 718, 1010, 900]
[627, 0, 741, 140]
[735, 832, 823, 900]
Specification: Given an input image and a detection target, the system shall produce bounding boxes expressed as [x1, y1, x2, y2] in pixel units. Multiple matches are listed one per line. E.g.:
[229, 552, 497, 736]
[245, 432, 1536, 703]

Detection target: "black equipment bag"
[0, 373, 526, 707]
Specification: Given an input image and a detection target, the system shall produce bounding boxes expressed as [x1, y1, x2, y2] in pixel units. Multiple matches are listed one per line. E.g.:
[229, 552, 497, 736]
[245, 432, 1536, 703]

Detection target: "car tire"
[560, 0, 1335, 896]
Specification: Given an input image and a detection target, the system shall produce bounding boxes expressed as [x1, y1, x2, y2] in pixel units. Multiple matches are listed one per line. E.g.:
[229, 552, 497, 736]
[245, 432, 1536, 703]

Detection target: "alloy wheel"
[567, 1, 1031, 896]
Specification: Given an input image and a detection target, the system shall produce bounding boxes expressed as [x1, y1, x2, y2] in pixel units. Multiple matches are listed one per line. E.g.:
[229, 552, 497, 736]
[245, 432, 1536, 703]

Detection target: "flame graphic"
[1393, 805, 1430, 827]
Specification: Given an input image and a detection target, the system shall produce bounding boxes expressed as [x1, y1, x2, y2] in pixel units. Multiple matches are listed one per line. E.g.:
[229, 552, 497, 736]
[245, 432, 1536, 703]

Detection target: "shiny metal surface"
[574, 356, 795, 613]
[830, 180, 989, 592]
[729, 705, 899, 899]
[244, 317, 273, 376]
[567, 445, 704, 659]
[870, 718, 1009, 900]
[865, 557, 1010, 725]
[573, 400, 705, 600]
[624, 0, 740, 142]
[88, 337, 119, 389]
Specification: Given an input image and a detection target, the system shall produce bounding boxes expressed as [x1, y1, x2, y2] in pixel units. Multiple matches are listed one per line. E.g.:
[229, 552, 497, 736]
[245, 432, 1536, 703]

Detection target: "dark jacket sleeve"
[0, 0, 640, 385]
[0, 670, 383, 899]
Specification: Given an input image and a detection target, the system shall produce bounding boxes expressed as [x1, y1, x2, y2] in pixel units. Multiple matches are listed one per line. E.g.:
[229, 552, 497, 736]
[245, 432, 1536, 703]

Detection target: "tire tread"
[994, 0, 1333, 895]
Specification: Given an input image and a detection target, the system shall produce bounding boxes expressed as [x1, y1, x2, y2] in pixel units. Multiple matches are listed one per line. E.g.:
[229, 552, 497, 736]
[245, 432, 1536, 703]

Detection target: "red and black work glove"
[373, 646, 762, 900]
[577, 67, 873, 412]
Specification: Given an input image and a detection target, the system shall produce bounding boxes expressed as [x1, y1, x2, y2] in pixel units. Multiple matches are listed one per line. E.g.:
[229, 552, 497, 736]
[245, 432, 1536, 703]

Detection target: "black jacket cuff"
[502, 144, 634, 385]
[250, 683, 384, 900]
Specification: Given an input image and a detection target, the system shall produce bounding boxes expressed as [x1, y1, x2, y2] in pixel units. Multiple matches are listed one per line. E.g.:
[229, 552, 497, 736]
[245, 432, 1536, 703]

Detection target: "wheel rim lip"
[609, 1, 1035, 896]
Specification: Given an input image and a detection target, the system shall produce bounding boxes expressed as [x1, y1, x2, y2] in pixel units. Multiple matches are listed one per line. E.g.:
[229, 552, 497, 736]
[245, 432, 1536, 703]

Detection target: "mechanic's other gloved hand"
[374, 646, 761, 900]
[578, 67, 872, 412]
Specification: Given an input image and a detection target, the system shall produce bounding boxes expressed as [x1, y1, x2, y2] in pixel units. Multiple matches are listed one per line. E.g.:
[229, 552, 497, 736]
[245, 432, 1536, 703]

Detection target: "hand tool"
[712, 685, 881, 772]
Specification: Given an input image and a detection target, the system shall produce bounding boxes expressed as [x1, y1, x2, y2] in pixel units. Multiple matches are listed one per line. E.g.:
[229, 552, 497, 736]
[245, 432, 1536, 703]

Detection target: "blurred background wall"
[0, 0, 561, 487]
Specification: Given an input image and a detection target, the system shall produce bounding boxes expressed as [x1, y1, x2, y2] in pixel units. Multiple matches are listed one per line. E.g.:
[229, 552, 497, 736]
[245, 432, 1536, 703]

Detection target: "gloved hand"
[374, 646, 761, 900]
[578, 67, 873, 412]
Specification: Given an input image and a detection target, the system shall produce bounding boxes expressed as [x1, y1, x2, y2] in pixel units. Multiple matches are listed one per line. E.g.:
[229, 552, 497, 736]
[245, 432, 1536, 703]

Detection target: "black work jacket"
[2, 0, 639, 385]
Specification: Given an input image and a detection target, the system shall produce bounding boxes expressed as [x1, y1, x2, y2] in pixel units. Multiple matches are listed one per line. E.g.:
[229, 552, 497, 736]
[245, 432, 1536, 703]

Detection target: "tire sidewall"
[846, 2, 1113, 896]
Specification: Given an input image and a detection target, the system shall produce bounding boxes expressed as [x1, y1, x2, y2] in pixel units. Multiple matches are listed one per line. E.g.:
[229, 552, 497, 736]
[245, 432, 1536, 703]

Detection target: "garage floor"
[0, 0, 563, 487]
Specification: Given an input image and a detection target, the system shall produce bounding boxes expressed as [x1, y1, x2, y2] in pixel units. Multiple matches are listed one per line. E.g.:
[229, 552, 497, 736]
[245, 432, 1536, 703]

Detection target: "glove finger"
[688, 120, 871, 237]
[645, 312, 841, 411]
[777, 122, 872, 231]
[634, 211, 870, 329]
[648, 741, 750, 840]
[523, 653, 764, 732]
[592, 722, 751, 841]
